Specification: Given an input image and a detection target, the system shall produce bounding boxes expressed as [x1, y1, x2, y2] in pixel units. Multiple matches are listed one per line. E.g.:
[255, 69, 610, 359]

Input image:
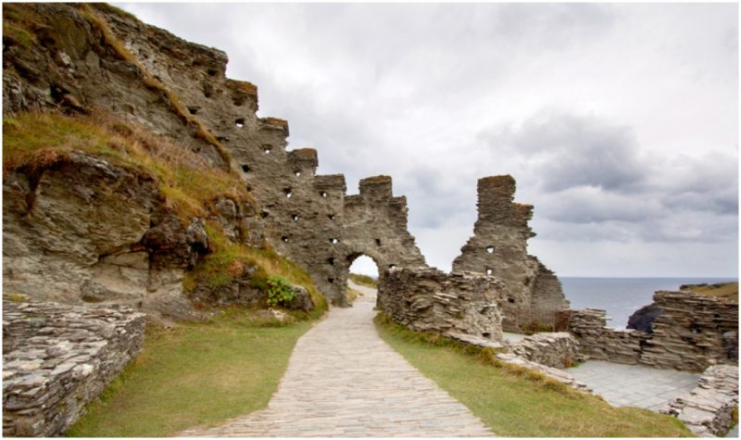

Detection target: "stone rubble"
[2, 297, 146, 437]
[665, 365, 739, 437]
[507, 332, 585, 368]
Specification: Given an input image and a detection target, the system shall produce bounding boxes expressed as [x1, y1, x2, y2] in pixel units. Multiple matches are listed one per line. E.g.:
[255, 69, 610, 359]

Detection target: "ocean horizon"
[561, 276, 738, 329]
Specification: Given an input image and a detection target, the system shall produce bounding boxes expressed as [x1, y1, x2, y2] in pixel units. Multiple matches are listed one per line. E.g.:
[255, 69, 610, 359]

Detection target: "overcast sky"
[118, 2, 738, 278]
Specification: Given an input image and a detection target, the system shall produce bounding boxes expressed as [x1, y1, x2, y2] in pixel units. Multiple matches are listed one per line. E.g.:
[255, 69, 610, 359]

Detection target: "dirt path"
[182, 282, 493, 437]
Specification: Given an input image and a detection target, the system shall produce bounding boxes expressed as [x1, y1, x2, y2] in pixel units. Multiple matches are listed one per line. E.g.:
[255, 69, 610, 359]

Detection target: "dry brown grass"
[3, 111, 250, 222]
[682, 282, 738, 302]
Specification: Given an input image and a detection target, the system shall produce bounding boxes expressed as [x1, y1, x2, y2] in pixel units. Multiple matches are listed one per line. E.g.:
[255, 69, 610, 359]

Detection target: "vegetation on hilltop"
[374, 314, 692, 437]
[681, 282, 738, 303]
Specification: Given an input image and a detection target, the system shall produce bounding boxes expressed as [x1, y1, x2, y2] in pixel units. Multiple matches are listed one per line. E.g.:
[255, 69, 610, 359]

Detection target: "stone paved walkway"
[566, 360, 701, 411]
[181, 283, 493, 437]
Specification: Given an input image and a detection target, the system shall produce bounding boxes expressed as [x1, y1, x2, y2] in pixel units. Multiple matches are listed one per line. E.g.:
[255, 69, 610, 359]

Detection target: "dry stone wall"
[567, 291, 738, 371]
[378, 267, 504, 342]
[453, 176, 569, 332]
[2, 297, 145, 437]
[665, 364, 739, 437]
[507, 332, 585, 368]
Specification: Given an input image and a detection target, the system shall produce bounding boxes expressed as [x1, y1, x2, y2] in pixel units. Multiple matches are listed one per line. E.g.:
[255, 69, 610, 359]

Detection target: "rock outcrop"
[2, 297, 146, 437]
[452, 176, 569, 332]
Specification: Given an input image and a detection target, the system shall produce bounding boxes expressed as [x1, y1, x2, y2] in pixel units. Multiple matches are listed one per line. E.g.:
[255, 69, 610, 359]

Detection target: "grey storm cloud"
[117, 2, 738, 277]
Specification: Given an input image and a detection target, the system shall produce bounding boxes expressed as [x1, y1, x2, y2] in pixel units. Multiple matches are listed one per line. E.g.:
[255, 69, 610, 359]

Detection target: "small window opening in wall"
[389, 264, 397, 269]
[486, 268, 493, 276]
[263, 145, 272, 154]
[328, 278, 335, 284]
[241, 164, 250, 173]
[284, 189, 293, 198]
[320, 191, 328, 198]
[294, 171, 301, 177]
[507, 298, 515, 304]
[207, 68, 218, 77]
[246, 185, 252, 192]
[486, 246, 494, 254]
[281, 236, 289, 243]
[375, 238, 382, 246]
[260, 211, 269, 218]
[291, 214, 299, 222]
[327, 257, 335, 266]
[328, 214, 336, 221]
[188, 106, 199, 115]
[235, 118, 245, 128]
[482, 332, 491, 338]
[330, 238, 339, 244]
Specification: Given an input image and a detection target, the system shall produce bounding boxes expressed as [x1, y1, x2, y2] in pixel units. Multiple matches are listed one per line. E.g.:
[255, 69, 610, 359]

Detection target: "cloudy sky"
[118, 2, 738, 278]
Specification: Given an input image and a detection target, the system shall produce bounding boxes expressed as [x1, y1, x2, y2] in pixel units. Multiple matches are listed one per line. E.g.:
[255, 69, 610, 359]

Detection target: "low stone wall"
[378, 267, 503, 342]
[568, 309, 644, 365]
[508, 332, 585, 368]
[567, 291, 738, 372]
[3, 298, 146, 437]
[665, 365, 739, 437]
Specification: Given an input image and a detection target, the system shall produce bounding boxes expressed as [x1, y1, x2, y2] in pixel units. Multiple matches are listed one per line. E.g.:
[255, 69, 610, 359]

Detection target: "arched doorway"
[344, 253, 380, 307]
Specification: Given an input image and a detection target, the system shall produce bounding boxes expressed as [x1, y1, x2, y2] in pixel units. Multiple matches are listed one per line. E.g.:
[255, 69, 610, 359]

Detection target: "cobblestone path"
[182, 283, 493, 437]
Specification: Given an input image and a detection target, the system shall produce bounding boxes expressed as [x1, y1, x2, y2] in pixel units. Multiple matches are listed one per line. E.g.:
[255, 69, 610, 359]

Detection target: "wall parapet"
[2, 298, 146, 437]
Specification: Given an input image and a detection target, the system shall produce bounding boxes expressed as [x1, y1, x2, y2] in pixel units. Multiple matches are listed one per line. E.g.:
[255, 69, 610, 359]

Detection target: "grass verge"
[374, 315, 692, 437]
[67, 315, 312, 437]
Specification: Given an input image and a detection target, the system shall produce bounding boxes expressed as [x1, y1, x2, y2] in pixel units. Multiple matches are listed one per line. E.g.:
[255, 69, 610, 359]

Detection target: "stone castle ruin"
[3, 4, 567, 335]
[3, 5, 738, 437]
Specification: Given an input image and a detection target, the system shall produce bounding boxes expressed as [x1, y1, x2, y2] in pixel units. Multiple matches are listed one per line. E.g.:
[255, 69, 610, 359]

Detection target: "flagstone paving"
[181, 282, 493, 437]
[566, 360, 701, 411]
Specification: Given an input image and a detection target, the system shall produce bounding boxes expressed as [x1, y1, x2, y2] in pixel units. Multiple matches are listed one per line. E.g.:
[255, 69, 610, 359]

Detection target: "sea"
[561, 277, 738, 329]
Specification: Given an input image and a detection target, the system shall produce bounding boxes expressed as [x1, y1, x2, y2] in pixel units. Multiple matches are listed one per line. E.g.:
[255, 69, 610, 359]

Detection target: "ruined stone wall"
[378, 267, 504, 342]
[452, 176, 569, 332]
[567, 291, 739, 371]
[507, 332, 585, 369]
[2, 298, 146, 437]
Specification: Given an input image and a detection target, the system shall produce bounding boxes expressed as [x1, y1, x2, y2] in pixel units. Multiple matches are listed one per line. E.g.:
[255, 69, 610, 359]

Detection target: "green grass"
[374, 315, 692, 437]
[67, 316, 313, 437]
[348, 273, 377, 288]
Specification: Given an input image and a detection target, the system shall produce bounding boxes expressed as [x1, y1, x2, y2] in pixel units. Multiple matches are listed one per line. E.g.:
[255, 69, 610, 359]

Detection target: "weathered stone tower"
[453, 176, 568, 331]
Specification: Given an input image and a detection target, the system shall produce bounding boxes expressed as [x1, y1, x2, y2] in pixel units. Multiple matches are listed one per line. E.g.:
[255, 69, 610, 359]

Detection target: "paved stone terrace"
[566, 360, 701, 411]
[181, 283, 493, 437]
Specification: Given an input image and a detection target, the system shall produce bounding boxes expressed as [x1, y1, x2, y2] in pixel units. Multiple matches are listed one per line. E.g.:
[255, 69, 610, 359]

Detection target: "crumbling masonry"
[2, 4, 566, 329]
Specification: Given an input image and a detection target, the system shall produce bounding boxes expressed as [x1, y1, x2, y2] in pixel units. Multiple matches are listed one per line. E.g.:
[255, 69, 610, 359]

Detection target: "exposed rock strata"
[452, 176, 568, 332]
[2, 297, 146, 437]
